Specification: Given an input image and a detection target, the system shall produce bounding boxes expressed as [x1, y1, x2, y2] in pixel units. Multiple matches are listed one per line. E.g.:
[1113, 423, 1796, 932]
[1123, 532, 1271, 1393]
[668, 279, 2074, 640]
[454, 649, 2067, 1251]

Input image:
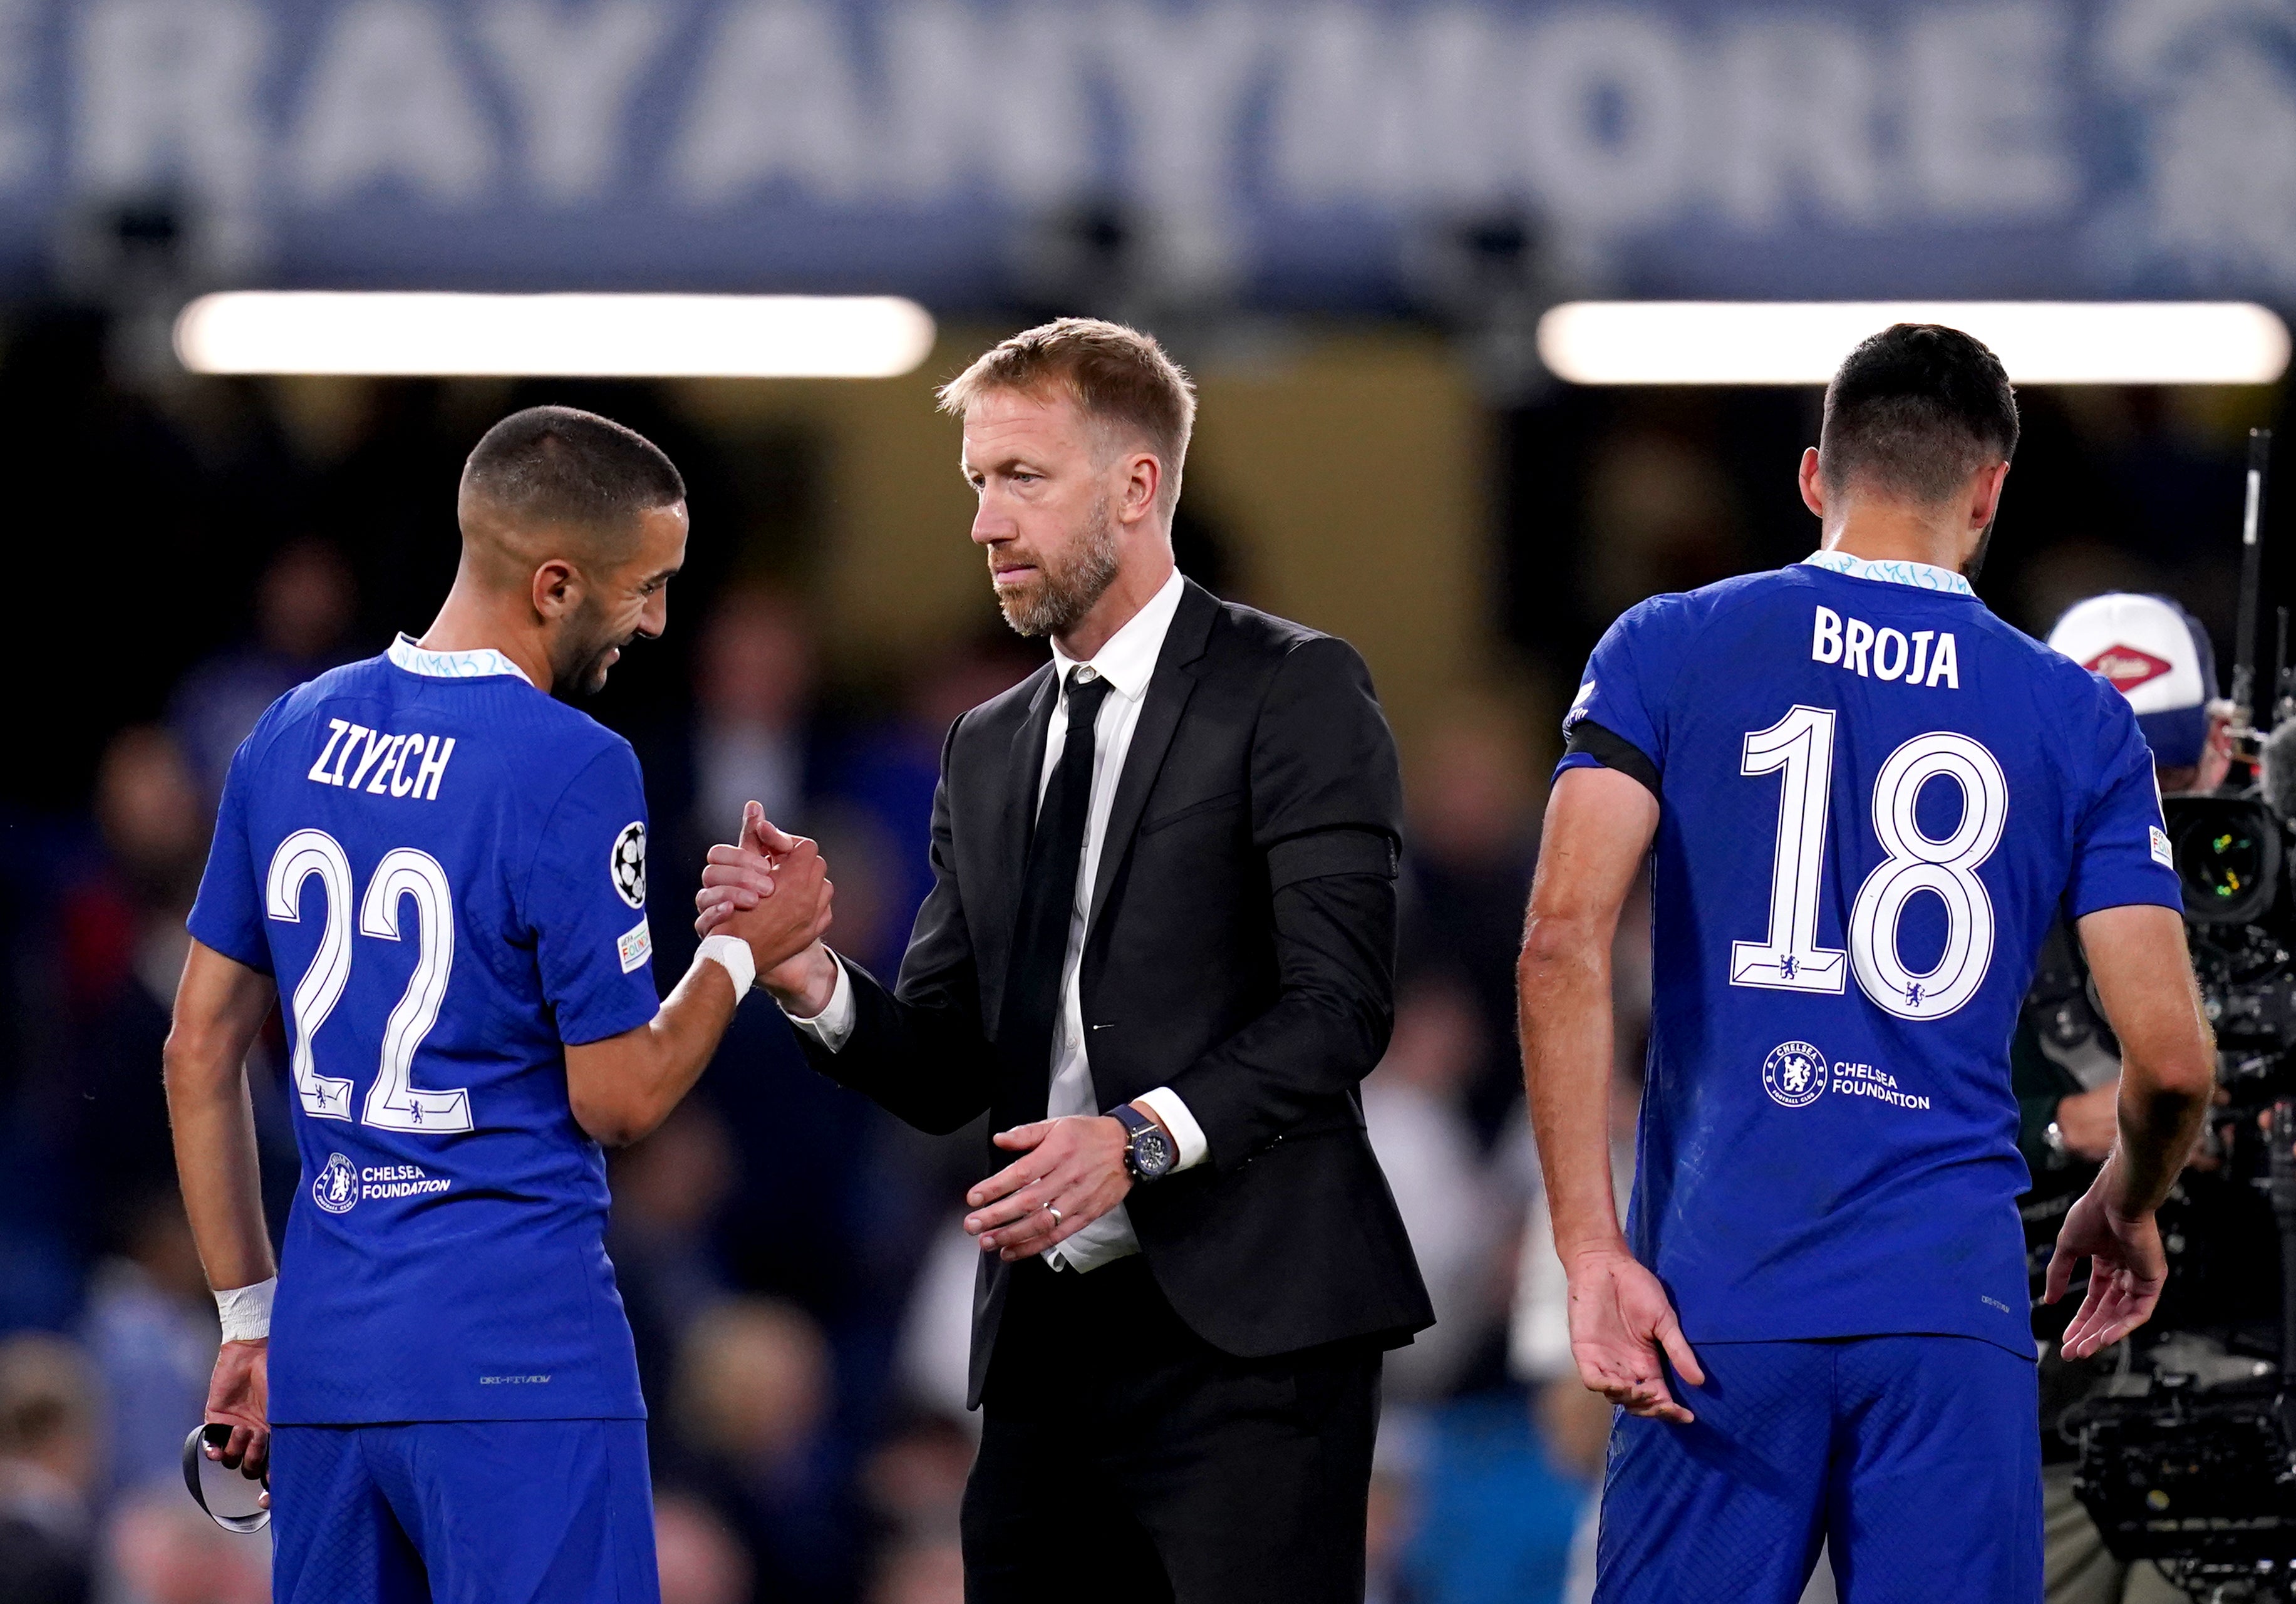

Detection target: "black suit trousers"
[960, 1256, 1381, 1604]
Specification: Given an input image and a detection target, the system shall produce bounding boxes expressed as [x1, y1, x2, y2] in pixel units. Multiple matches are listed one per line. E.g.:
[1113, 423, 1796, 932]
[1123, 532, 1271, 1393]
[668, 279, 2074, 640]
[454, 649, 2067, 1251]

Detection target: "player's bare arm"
[567, 817, 832, 1146]
[164, 938, 282, 1482]
[1520, 763, 1704, 1424]
[2046, 903, 2216, 1358]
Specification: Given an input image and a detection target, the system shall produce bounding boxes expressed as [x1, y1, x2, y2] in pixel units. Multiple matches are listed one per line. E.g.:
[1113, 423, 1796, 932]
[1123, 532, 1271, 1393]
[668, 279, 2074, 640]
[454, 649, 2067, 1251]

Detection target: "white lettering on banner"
[1097, 4, 1265, 290]
[296, 0, 499, 206]
[73, 0, 269, 250]
[1268, 6, 1508, 209]
[33, 0, 2296, 301]
[477, 0, 671, 204]
[671, 0, 871, 204]
[1714, 19, 1882, 227]
[877, 1, 1089, 205]
[1905, 0, 2077, 219]
[1809, 607, 1960, 688]
[1520, 13, 1694, 232]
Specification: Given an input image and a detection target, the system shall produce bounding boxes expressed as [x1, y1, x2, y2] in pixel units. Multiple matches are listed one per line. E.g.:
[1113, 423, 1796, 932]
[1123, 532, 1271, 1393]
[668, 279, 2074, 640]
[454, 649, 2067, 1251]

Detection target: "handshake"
[691, 800, 844, 1017]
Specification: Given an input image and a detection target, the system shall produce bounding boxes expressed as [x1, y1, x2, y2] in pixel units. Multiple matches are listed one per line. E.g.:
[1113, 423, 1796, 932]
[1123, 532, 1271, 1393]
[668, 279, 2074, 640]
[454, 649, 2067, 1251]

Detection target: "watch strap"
[1107, 1102, 1166, 1180]
[1109, 1103, 1155, 1140]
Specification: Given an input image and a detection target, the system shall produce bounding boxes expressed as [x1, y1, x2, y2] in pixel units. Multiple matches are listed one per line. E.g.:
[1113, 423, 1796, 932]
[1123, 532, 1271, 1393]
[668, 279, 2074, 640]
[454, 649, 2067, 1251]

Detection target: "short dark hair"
[460, 406, 685, 532]
[1819, 324, 2019, 505]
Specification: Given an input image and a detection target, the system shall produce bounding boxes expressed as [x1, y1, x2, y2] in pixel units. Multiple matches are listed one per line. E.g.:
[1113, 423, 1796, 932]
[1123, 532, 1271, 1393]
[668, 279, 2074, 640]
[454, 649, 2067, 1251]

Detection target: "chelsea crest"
[1763, 1042, 1828, 1109]
[313, 1152, 359, 1214]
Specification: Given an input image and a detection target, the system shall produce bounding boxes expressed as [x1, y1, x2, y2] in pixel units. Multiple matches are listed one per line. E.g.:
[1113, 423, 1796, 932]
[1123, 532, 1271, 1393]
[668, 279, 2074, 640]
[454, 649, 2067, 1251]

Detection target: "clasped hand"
[963, 1116, 1134, 1261]
[693, 804, 837, 1005]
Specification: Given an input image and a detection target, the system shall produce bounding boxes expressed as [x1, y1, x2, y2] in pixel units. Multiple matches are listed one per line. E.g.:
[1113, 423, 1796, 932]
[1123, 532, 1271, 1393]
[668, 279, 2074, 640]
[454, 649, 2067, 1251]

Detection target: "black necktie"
[1001, 667, 1115, 1112]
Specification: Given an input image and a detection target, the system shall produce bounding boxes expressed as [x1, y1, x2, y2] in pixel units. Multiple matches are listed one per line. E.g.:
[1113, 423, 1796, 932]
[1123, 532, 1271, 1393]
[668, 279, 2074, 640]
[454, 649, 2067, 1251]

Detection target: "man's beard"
[552, 601, 629, 698]
[993, 502, 1121, 639]
[1960, 520, 1996, 586]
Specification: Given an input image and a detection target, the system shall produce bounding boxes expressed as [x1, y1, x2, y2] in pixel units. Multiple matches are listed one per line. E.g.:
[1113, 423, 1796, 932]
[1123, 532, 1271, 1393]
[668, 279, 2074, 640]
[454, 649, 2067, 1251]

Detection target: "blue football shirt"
[189, 635, 660, 1423]
[1559, 552, 2181, 1355]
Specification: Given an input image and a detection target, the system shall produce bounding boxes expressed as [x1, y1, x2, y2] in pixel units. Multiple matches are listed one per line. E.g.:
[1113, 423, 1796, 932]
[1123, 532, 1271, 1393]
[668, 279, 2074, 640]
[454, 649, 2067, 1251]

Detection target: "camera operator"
[2020, 592, 2235, 1604]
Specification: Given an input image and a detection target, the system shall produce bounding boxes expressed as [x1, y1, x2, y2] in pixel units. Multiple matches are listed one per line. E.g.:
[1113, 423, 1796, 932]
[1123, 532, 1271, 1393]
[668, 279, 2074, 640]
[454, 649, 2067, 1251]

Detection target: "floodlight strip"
[174, 292, 938, 380]
[1536, 301, 2292, 386]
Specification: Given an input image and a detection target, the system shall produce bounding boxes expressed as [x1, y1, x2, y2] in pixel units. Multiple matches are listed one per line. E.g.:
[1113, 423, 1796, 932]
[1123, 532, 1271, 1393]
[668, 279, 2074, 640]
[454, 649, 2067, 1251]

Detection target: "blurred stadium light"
[172, 292, 937, 379]
[1536, 302, 2293, 386]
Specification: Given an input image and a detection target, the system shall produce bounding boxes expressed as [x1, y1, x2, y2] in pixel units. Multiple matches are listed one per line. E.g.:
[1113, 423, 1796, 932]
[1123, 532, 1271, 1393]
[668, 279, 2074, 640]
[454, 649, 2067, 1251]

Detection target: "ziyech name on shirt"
[1811, 606, 1960, 688]
[306, 719, 457, 800]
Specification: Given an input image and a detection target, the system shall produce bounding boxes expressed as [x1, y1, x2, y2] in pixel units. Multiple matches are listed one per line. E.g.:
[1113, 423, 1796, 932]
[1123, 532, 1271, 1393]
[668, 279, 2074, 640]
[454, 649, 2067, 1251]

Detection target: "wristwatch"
[1109, 1103, 1175, 1182]
[2044, 1117, 2070, 1167]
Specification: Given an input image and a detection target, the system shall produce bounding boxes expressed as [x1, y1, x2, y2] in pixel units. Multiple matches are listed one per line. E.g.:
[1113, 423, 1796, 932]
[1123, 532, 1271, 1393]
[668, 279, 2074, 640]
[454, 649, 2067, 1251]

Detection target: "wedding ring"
[1046, 1206, 1063, 1228]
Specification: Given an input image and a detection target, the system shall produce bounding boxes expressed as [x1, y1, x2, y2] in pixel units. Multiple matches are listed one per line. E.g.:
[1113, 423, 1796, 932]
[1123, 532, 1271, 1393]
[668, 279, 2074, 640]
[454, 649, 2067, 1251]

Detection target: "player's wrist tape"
[696, 934, 757, 998]
[214, 1278, 276, 1343]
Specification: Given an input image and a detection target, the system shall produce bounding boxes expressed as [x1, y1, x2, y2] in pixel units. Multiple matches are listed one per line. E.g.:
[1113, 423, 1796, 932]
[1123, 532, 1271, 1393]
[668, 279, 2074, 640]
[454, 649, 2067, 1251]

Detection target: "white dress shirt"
[785, 568, 1208, 1272]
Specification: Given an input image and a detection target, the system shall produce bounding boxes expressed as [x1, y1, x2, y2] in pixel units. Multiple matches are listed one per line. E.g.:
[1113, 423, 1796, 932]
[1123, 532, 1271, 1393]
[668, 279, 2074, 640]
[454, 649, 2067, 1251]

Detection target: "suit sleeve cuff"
[1134, 1086, 1209, 1171]
[781, 953, 855, 1051]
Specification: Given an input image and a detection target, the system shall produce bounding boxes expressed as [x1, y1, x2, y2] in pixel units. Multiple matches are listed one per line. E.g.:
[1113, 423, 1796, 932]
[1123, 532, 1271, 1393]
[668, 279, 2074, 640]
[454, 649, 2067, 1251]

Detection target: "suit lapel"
[1087, 581, 1219, 934]
[996, 666, 1059, 952]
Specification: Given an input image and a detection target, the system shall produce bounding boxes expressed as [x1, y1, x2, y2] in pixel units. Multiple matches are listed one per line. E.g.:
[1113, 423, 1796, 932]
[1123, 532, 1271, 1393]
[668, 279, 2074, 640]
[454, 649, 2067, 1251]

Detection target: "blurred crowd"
[0, 524, 1622, 1604]
[0, 308, 2275, 1603]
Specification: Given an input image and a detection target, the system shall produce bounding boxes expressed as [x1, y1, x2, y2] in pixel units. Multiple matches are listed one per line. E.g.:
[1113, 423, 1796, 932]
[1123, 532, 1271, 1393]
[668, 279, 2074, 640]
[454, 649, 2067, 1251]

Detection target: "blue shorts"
[1595, 1335, 2040, 1604]
[270, 1420, 659, 1604]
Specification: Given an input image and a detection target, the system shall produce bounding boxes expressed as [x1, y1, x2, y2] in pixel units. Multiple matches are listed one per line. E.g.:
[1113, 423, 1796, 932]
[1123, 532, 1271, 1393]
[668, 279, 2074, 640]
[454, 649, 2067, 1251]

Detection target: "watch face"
[1133, 1129, 1174, 1179]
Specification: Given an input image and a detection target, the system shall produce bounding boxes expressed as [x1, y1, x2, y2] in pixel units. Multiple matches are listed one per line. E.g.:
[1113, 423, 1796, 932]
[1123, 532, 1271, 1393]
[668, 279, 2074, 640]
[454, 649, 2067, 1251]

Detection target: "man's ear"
[1798, 447, 1827, 519]
[1968, 460, 2010, 534]
[1118, 451, 1162, 528]
[531, 558, 580, 622]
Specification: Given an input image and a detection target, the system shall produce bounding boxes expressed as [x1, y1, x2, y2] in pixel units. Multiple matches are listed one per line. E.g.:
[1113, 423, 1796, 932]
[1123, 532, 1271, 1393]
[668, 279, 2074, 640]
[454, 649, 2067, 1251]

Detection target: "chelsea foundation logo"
[1763, 1042, 1828, 1109]
[313, 1152, 359, 1214]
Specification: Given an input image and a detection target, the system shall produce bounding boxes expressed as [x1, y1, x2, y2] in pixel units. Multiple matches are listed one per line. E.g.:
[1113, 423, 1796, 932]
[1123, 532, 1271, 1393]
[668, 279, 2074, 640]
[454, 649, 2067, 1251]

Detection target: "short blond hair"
[938, 318, 1197, 514]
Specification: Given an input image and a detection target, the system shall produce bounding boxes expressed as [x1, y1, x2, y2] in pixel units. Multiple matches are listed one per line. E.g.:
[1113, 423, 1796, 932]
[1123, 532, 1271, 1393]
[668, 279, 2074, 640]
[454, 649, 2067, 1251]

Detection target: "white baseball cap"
[2045, 592, 2217, 768]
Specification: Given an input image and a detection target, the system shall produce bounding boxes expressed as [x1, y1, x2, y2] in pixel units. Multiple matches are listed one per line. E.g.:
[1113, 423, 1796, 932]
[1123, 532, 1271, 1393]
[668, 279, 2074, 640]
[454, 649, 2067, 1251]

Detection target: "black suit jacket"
[792, 580, 1434, 1405]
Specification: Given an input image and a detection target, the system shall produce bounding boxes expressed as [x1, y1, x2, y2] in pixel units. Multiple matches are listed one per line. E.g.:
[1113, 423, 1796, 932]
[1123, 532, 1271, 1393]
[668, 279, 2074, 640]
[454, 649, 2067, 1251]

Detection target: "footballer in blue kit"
[1519, 327, 2216, 1601]
[165, 408, 834, 1604]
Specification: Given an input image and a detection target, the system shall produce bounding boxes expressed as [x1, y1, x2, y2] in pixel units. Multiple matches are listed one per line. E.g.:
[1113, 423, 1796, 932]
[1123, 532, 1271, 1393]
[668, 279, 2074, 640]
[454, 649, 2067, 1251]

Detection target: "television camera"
[2060, 429, 2296, 1602]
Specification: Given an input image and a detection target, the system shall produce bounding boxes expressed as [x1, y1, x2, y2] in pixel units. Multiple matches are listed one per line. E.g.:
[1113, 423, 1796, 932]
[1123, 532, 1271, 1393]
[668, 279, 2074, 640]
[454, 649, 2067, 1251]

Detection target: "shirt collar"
[387, 633, 535, 685]
[1801, 550, 1974, 598]
[1050, 569, 1186, 701]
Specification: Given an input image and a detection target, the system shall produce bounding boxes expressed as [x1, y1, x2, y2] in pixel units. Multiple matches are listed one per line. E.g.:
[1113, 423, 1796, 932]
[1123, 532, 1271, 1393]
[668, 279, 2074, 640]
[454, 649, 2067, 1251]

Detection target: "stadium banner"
[3, 0, 2292, 308]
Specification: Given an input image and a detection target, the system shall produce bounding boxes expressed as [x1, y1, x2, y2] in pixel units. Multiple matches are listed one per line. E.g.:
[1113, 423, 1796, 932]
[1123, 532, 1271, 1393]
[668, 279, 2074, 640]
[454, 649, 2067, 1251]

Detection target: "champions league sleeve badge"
[611, 821, 647, 909]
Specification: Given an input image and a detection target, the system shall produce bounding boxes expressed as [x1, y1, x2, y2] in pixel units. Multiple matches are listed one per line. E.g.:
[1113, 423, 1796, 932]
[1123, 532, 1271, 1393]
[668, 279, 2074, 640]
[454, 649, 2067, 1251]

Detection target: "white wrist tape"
[696, 934, 757, 999]
[215, 1278, 276, 1343]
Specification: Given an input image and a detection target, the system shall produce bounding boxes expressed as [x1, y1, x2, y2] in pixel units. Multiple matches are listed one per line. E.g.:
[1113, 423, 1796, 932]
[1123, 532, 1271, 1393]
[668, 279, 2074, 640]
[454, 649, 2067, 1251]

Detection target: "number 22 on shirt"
[1729, 705, 2007, 1022]
[266, 827, 473, 1132]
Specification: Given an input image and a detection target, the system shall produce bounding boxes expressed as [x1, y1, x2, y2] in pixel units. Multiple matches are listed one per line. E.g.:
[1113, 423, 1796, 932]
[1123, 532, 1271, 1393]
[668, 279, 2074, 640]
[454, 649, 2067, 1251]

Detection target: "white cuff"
[215, 1277, 276, 1343]
[781, 952, 854, 1052]
[1134, 1087, 1209, 1171]
[696, 934, 756, 1000]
